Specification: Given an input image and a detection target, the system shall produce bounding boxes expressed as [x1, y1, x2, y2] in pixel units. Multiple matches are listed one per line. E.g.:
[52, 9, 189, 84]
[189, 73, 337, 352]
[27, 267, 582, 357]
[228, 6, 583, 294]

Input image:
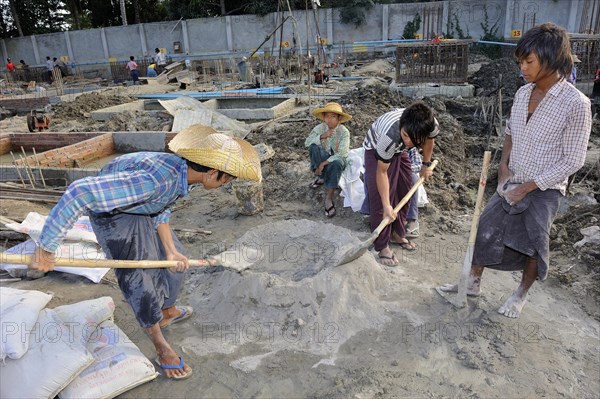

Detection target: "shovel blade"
[434, 286, 467, 308]
[335, 234, 377, 267]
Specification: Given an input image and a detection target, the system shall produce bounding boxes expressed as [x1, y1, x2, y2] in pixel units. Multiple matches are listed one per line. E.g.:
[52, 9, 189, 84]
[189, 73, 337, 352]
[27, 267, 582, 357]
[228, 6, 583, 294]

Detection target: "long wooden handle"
[467, 152, 492, 244]
[373, 159, 439, 236]
[456, 151, 492, 307]
[0, 253, 220, 269]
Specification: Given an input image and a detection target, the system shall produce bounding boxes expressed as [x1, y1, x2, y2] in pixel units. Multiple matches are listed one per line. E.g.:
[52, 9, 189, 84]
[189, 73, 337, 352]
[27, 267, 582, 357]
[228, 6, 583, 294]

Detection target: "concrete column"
[326, 8, 334, 43]
[442, 1, 449, 36]
[568, 0, 580, 33]
[101, 28, 110, 59]
[1, 39, 7, 64]
[382, 4, 389, 41]
[31, 36, 40, 64]
[139, 24, 148, 56]
[504, 0, 515, 39]
[225, 16, 234, 51]
[181, 20, 190, 54]
[64, 31, 74, 61]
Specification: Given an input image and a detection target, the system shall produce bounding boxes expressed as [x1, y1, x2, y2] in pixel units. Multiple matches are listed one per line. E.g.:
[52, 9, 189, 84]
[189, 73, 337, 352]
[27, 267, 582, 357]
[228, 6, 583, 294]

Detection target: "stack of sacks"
[0, 212, 109, 283]
[0, 288, 158, 399]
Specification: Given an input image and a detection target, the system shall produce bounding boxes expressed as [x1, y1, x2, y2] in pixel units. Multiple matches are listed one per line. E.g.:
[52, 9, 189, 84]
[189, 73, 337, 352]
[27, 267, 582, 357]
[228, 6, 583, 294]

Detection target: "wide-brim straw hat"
[168, 124, 262, 182]
[312, 102, 352, 123]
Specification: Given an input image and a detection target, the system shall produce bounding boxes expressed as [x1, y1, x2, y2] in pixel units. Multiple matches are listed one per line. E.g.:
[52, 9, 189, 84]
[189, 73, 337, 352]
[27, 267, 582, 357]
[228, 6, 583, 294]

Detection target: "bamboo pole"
[20, 146, 36, 188]
[9, 151, 26, 188]
[32, 147, 47, 188]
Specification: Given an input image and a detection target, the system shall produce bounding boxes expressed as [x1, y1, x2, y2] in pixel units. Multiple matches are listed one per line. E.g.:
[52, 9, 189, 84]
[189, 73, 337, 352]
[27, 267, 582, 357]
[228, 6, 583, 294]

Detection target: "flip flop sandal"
[399, 240, 417, 251]
[155, 356, 193, 380]
[159, 305, 193, 329]
[378, 253, 399, 267]
[406, 227, 420, 238]
[325, 204, 336, 218]
[310, 178, 325, 188]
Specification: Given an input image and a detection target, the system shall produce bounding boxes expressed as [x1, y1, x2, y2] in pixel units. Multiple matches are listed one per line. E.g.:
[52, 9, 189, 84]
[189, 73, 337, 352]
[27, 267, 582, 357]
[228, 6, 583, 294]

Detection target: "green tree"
[402, 12, 421, 39]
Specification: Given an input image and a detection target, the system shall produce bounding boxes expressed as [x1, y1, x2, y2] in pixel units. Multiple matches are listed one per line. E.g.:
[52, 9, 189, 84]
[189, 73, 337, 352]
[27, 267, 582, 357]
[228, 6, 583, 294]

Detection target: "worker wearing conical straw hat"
[305, 102, 352, 218]
[29, 124, 261, 380]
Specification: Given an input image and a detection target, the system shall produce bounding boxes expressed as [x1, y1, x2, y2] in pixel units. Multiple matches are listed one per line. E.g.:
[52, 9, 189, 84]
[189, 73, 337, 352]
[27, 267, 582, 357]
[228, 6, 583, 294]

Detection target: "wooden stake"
[9, 151, 26, 188]
[32, 148, 47, 188]
[20, 146, 36, 188]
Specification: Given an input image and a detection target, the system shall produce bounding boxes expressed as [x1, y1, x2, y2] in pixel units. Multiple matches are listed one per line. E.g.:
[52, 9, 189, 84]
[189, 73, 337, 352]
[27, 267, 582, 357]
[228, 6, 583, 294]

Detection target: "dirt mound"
[53, 93, 135, 120]
[102, 110, 172, 132]
[468, 57, 521, 98]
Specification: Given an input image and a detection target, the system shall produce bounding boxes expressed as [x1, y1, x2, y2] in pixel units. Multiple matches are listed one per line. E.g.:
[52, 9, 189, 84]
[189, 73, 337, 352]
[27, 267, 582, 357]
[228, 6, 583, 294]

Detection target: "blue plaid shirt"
[39, 152, 189, 252]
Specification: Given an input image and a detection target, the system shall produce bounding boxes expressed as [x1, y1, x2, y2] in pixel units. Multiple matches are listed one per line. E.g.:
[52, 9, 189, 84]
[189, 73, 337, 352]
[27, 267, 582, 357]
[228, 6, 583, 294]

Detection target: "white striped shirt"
[506, 79, 592, 195]
[362, 109, 439, 162]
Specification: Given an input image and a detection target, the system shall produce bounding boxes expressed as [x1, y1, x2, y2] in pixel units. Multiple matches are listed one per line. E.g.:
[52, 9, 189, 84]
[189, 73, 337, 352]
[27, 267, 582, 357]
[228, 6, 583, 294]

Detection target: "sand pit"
[180, 220, 417, 368]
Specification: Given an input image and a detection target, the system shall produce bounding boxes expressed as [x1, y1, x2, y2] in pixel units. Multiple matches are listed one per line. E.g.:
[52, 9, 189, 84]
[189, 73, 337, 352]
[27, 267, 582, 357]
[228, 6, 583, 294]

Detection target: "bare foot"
[378, 247, 399, 266]
[498, 291, 528, 318]
[438, 275, 482, 296]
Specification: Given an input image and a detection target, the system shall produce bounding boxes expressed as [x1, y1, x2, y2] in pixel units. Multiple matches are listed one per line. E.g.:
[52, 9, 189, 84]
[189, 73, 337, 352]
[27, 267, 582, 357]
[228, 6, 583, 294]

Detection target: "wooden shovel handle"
[373, 159, 439, 237]
[0, 253, 220, 269]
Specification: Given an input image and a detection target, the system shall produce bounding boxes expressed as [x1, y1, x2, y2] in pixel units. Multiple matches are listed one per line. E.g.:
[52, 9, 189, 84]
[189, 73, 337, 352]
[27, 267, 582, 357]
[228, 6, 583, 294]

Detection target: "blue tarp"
[135, 86, 289, 100]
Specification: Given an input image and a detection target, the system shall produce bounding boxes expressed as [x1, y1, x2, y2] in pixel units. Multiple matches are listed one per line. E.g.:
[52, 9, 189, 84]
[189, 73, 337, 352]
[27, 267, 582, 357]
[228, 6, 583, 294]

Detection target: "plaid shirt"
[506, 79, 592, 195]
[39, 152, 189, 252]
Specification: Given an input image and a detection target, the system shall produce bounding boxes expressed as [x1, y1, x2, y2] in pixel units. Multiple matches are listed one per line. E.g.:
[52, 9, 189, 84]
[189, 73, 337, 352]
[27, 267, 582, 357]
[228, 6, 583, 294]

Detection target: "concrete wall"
[0, 0, 591, 76]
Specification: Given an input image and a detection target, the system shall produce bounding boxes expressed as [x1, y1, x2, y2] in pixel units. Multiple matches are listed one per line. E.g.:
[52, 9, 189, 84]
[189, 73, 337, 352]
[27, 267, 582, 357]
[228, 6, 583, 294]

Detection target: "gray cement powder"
[180, 220, 413, 370]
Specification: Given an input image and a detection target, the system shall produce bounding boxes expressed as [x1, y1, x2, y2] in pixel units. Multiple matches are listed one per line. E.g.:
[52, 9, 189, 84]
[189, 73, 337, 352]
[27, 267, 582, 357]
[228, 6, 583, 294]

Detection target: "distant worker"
[16, 59, 30, 81]
[154, 48, 166, 74]
[147, 63, 158, 77]
[53, 57, 68, 77]
[6, 58, 15, 72]
[45, 56, 54, 82]
[126, 55, 139, 84]
[305, 102, 352, 218]
[568, 54, 581, 84]
[5, 58, 15, 81]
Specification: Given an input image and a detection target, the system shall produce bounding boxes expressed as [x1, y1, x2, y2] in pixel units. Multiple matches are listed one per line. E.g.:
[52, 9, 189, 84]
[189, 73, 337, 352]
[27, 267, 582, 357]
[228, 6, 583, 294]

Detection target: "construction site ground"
[0, 57, 599, 398]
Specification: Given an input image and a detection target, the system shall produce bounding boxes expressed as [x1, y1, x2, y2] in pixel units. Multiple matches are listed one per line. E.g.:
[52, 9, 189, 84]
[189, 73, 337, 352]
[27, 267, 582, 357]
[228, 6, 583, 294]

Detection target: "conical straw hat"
[312, 102, 352, 123]
[168, 124, 262, 182]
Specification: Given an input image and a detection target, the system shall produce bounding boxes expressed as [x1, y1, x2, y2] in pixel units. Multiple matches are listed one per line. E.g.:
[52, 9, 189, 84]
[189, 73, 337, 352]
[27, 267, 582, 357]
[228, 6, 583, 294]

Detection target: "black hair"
[130, 56, 135, 61]
[155, 48, 160, 53]
[399, 102, 436, 148]
[515, 22, 572, 78]
[53, 57, 57, 61]
[186, 159, 231, 181]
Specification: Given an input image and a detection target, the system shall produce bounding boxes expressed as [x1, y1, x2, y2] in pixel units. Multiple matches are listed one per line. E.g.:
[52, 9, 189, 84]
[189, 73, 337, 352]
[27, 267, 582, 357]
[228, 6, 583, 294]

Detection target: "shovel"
[337, 160, 439, 266]
[435, 151, 491, 307]
[0, 251, 253, 273]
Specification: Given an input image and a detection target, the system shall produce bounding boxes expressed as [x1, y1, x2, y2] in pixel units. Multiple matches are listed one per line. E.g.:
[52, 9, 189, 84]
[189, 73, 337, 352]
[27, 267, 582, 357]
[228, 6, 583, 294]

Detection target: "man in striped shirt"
[440, 23, 592, 318]
[29, 126, 261, 380]
[362, 102, 439, 266]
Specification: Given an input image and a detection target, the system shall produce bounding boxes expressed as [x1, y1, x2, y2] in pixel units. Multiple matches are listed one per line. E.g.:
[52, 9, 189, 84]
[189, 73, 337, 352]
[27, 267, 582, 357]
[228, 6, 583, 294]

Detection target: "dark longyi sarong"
[89, 212, 187, 328]
[472, 188, 560, 281]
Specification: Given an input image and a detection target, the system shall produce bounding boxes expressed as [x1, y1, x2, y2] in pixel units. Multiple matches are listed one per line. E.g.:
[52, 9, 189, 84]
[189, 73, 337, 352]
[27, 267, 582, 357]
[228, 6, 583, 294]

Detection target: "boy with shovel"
[362, 102, 439, 266]
[28, 125, 262, 380]
[440, 23, 592, 318]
